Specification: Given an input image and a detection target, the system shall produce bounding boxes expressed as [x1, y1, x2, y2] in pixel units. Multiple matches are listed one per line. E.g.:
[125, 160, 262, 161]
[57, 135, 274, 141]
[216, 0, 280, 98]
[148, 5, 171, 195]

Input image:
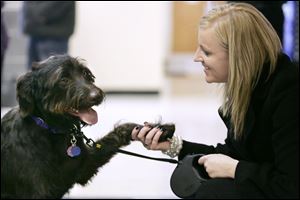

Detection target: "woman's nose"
[194, 56, 203, 62]
[194, 52, 203, 62]
[193, 47, 203, 62]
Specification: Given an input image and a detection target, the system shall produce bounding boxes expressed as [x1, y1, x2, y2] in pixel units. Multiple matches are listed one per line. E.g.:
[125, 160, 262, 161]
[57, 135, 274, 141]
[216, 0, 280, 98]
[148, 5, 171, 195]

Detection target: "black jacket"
[22, 1, 75, 38]
[179, 53, 299, 198]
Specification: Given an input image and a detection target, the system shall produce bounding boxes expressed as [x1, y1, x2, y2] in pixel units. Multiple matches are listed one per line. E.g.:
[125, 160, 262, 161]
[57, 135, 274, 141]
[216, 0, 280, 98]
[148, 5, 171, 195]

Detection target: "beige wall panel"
[172, 2, 206, 53]
[172, 1, 226, 53]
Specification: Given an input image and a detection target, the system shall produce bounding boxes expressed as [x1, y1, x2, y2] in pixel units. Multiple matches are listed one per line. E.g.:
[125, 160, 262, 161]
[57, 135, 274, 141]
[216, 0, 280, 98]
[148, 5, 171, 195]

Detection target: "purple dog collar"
[31, 115, 60, 134]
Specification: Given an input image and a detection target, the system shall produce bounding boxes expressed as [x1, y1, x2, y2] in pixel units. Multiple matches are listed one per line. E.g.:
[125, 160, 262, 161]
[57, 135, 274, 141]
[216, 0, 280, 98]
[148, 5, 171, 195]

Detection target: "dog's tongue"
[72, 108, 98, 125]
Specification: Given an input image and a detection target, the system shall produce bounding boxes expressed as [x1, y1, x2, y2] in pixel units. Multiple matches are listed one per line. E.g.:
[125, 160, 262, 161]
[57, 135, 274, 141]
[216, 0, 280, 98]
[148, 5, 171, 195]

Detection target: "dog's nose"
[89, 88, 104, 104]
[90, 90, 98, 98]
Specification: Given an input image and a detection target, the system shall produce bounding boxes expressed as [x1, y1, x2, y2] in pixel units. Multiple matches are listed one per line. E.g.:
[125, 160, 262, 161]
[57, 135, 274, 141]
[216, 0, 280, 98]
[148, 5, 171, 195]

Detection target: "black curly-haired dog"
[1, 55, 175, 199]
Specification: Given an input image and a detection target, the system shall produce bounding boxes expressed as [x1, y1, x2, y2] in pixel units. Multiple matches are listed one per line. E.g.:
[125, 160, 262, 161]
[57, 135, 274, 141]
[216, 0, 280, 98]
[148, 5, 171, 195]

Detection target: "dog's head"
[17, 55, 105, 127]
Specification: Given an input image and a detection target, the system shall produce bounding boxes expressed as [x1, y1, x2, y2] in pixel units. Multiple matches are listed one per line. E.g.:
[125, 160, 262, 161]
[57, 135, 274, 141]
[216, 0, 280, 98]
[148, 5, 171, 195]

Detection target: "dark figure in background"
[1, 1, 9, 80]
[230, 1, 287, 43]
[22, 1, 75, 70]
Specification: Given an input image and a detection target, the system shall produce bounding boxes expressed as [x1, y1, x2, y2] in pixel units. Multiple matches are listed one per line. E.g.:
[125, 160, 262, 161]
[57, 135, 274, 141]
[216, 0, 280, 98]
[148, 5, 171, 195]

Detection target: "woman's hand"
[131, 124, 171, 151]
[198, 154, 239, 179]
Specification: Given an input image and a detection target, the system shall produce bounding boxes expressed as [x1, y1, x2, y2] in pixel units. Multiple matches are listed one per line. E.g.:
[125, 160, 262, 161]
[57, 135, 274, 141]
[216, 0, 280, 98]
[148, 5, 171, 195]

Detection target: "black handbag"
[117, 150, 210, 198]
[170, 154, 210, 198]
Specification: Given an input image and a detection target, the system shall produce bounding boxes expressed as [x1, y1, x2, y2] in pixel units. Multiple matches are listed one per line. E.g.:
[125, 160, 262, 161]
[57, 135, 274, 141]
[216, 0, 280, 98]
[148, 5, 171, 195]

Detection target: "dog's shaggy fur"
[1, 55, 174, 199]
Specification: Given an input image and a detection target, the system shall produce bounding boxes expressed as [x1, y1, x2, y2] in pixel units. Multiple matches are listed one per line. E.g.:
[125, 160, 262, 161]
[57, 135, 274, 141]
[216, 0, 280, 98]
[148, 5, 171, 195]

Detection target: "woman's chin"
[205, 77, 214, 83]
[205, 76, 225, 83]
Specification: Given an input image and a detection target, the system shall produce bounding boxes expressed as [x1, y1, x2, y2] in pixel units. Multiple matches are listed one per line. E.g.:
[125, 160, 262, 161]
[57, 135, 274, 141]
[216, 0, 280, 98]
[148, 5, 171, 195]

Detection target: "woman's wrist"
[230, 159, 239, 178]
[162, 134, 183, 158]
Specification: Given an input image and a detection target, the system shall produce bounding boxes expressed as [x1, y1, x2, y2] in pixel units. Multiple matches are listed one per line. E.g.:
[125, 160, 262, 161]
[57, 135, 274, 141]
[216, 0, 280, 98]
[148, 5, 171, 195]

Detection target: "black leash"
[31, 115, 178, 164]
[77, 127, 179, 164]
[117, 149, 178, 164]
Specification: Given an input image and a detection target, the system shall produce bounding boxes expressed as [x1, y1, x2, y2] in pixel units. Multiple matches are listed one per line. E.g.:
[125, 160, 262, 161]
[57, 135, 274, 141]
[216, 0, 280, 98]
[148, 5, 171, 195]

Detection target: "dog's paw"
[102, 122, 176, 148]
[129, 122, 175, 142]
[111, 122, 139, 146]
[143, 122, 176, 142]
[157, 123, 175, 142]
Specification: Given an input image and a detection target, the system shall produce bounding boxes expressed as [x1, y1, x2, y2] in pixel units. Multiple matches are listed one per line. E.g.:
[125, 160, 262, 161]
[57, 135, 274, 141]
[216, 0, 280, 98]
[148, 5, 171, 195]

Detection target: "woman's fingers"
[131, 126, 141, 140]
[151, 129, 163, 146]
[131, 123, 167, 150]
[145, 126, 161, 145]
[136, 126, 152, 142]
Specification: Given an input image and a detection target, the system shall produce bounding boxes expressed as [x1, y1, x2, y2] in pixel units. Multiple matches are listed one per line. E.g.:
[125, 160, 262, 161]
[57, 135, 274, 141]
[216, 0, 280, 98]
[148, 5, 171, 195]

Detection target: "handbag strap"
[117, 149, 178, 164]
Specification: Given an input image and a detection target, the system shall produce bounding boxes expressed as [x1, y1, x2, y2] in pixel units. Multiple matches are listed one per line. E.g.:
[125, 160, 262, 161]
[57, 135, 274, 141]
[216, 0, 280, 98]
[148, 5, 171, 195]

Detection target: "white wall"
[70, 1, 172, 92]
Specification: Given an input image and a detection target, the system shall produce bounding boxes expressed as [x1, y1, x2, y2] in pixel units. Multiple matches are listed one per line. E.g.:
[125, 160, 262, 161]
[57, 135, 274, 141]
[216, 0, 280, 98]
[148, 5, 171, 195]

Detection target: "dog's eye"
[82, 70, 95, 82]
[83, 71, 88, 78]
[61, 78, 69, 84]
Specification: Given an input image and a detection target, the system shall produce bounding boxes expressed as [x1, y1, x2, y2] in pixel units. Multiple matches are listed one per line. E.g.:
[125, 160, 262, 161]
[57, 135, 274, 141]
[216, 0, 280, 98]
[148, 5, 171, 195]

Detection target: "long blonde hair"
[199, 3, 282, 139]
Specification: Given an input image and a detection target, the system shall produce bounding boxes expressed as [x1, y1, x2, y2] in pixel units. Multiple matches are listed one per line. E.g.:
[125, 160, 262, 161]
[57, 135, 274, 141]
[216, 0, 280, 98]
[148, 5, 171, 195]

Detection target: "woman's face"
[194, 28, 229, 83]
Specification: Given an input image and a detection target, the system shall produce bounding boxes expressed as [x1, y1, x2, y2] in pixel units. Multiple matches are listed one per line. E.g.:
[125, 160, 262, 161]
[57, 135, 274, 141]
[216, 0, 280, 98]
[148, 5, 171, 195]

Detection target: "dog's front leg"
[75, 123, 138, 185]
[93, 122, 139, 159]
[97, 122, 138, 149]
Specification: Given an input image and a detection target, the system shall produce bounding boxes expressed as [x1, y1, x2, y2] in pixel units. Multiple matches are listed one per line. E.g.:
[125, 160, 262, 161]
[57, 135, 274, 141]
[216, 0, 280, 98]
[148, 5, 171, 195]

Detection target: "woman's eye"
[203, 50, 210, 56]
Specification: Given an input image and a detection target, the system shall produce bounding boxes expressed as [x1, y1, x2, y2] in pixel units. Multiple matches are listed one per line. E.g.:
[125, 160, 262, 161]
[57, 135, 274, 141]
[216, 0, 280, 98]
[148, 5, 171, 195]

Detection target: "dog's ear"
[31, 61, 42, 71]
[16, 73, 35, 117]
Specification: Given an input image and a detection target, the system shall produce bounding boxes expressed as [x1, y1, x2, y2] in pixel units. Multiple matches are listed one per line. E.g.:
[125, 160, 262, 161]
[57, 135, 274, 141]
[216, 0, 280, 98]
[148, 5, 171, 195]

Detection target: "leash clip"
[85, 138, 95, 148]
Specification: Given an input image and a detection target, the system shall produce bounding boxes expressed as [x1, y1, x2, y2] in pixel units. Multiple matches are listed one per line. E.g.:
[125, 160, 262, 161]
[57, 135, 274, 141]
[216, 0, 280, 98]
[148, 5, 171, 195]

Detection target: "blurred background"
[1, 1, 299, 199]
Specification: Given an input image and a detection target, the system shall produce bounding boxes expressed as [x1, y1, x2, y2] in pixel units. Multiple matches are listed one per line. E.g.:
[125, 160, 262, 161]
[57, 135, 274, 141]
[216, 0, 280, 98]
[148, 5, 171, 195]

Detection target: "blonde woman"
[132, 3, 298, 199]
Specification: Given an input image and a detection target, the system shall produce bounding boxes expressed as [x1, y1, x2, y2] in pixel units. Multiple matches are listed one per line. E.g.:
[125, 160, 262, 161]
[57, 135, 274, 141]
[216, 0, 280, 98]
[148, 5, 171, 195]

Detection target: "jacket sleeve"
[234, 62, 299, 198]
[178, 138, 237, 160]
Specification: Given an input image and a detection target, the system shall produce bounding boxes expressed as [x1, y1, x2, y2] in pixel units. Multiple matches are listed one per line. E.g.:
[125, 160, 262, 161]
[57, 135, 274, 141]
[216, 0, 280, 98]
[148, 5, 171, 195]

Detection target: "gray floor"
[1, 94, 227, 199]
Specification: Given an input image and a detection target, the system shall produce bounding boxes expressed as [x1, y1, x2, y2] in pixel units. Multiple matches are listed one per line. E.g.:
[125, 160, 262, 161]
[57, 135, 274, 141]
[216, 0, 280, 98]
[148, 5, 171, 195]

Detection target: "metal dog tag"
[67, 135, 81, 157]
[67, 145, 81, 157]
